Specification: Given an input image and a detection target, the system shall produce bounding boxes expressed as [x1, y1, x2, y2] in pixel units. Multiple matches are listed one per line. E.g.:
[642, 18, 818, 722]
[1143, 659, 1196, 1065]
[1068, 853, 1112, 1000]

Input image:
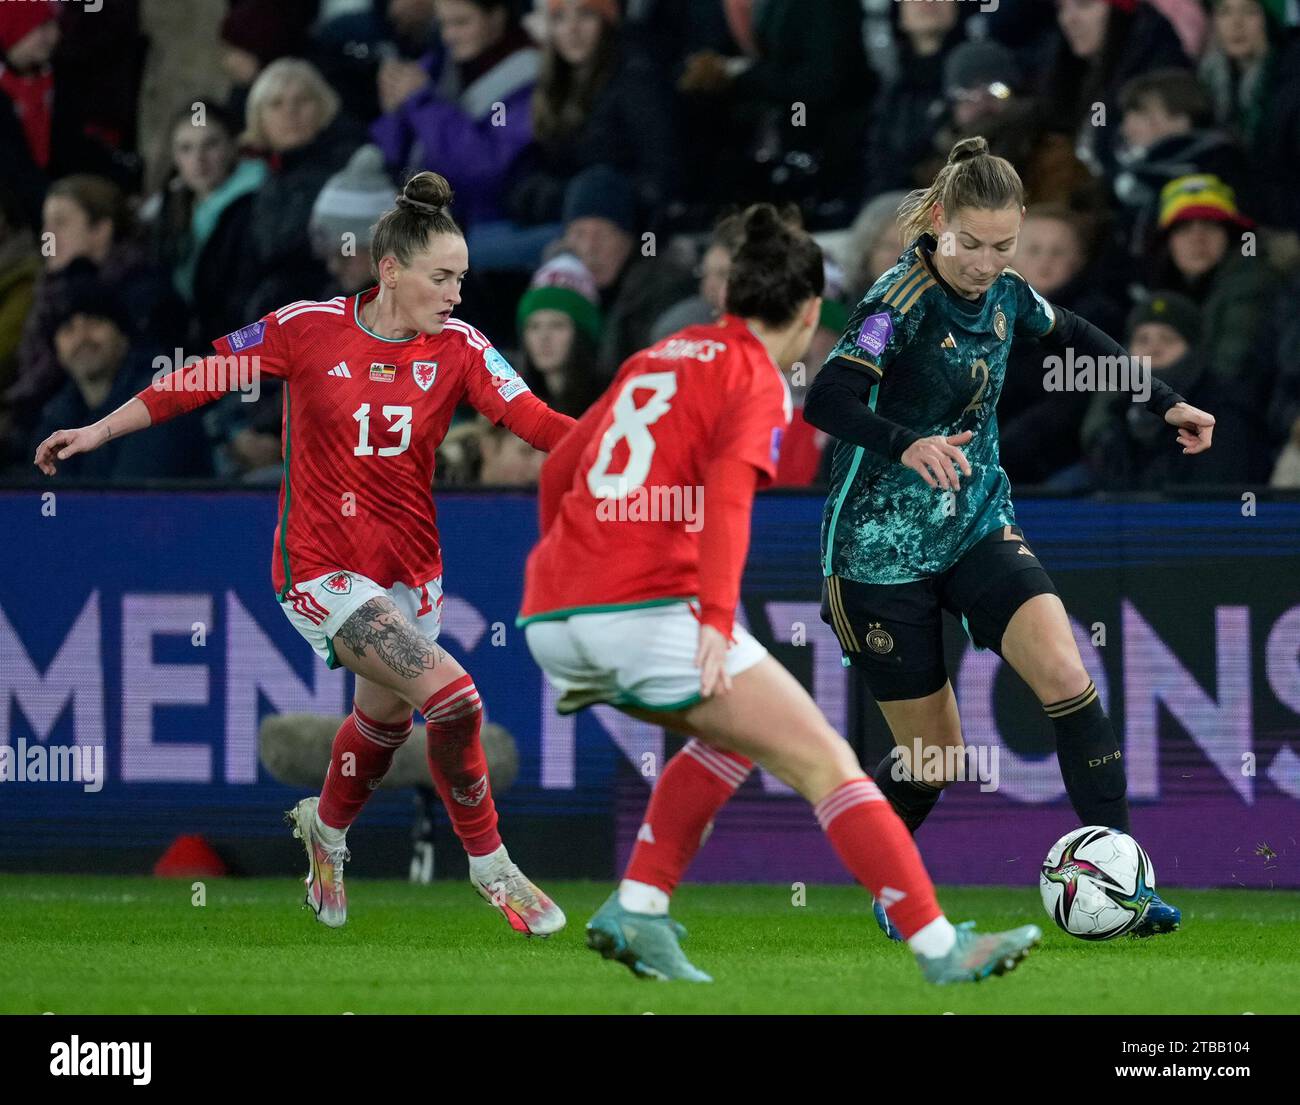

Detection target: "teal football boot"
[585, 892, 712, 982]
[916, 920, 1042, 985]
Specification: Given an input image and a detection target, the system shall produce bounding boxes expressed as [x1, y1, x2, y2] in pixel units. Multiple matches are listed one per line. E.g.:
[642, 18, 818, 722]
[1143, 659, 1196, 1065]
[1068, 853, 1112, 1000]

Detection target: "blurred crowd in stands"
[2, 0, 1299, 490]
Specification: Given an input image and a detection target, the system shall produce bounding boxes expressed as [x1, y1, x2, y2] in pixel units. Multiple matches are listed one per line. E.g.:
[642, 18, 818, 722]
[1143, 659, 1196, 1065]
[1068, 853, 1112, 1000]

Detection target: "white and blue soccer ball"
[1039, 826, 1156, 940]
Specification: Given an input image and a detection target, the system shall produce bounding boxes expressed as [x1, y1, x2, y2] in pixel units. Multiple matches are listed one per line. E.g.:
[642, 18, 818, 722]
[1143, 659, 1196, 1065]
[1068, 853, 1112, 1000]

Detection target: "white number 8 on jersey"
[586, 371, 677, 499]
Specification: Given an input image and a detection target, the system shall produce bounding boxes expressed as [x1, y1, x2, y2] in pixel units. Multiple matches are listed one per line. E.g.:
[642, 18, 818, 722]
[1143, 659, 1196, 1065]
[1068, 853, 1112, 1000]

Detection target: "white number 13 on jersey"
[587, 371, 677, 499]
[353, 403, 412, 457]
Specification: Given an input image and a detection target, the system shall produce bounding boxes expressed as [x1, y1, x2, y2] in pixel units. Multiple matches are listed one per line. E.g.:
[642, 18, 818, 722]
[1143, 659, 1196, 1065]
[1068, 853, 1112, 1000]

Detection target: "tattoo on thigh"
[336, 597, 446, 679]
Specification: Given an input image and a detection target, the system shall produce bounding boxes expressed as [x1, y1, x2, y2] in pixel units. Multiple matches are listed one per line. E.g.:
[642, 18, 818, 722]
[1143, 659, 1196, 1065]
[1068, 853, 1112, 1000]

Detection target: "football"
[1040, 826, 1156, 940]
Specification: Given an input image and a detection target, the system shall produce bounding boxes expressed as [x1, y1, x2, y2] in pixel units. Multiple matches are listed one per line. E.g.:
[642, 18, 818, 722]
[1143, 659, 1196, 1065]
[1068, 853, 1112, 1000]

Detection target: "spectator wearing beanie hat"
[0, 6, 59, 228]
[516, 252, 603, 418]
[560, 164, 692, 376]
[918, 38, 1095, 209]
[1200, 0, 1300, 233]
[1149, 173, 1281, 402]
[310, 145, 398, 296]
[944, 41, 1021, 129]
[26, 273, 213, 482]
[1081, 290, 1270, 490]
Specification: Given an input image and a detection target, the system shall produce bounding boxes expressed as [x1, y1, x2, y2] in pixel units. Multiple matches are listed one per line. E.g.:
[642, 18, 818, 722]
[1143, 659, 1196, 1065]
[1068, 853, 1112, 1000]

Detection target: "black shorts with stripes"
[820, 524, 1059, 702]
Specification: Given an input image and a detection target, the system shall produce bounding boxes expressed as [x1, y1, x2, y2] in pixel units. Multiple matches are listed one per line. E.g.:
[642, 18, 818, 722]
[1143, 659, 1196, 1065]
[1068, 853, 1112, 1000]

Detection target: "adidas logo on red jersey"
[327, 362, 351, 378]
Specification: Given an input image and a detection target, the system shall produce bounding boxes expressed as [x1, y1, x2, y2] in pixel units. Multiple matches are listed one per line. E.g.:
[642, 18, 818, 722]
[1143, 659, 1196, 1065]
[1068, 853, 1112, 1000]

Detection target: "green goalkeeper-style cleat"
[585, 892, 713, 982]
[916, 920, 1042, 985]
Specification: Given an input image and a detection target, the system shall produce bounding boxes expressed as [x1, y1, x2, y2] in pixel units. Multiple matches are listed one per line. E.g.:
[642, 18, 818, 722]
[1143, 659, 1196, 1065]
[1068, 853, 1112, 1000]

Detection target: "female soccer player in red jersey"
[517, 203, 1041, 983]
[35, 172, 572, 937]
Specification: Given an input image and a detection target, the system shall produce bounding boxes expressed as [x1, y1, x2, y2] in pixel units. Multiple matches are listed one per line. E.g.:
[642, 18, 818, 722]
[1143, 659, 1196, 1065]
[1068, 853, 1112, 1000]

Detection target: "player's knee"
[782, 725, 860, 798]
[1037, 654, 1091, 706]
[888, 738, 963, 789]
[421, 676, 483, 744]
[355, 699, 415, 731]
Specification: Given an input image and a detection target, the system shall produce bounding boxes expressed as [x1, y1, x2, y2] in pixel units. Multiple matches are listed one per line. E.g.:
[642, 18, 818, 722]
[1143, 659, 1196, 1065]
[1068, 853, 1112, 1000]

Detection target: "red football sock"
[422, 676, 502, 857]
[624, 739, 753, 894]
[317, 707, 413, 829]
[813, 777, 943, 939]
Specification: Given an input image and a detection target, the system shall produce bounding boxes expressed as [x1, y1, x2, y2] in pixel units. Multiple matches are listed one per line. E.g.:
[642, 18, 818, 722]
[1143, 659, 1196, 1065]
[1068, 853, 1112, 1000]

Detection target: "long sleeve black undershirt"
[1040, 305, 1185, 418]
[804, 304, 1187, 461]
[804, 363, 920, 461]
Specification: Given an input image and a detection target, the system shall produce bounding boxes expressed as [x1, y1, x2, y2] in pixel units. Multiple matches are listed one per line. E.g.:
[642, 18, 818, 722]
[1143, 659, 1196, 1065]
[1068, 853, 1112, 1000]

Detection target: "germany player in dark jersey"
[803, 138, 1216, 940]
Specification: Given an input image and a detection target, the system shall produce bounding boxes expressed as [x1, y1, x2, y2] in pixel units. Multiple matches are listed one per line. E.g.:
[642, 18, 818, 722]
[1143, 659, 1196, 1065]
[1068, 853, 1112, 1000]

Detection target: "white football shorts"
[524, 601, 766, 714]
[279, 570, 443, 669]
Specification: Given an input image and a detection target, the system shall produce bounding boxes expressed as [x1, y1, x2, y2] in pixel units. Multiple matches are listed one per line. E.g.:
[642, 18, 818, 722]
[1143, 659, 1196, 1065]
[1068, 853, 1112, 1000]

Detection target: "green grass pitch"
[3, 876, 1298, 1014]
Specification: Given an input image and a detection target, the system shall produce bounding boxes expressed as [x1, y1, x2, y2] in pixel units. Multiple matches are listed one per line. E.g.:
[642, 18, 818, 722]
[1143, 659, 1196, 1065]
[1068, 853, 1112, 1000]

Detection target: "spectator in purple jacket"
[370, 0, 539, 232]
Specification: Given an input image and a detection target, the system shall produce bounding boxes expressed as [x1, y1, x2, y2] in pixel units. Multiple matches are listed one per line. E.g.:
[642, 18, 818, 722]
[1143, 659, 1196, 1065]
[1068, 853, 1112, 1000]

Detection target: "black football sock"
[1046, 681, 1131, 833]
[872, 750, 943, 834]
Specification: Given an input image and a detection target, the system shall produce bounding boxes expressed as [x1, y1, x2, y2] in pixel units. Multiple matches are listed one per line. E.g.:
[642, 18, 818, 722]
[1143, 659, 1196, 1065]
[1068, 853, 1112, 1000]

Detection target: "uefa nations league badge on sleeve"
[485, 346, 529, 402]
[225, 321, 266, 351]
[856, 312, 892, 358]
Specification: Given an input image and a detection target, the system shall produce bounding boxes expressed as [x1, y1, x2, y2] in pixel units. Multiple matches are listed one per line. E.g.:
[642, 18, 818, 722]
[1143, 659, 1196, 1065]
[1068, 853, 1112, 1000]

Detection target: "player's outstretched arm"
[34, 396, 152, 476]
[537, 386, 615, 532]
[1037, 304, 1190, 422]
[497, 393, 576, 453]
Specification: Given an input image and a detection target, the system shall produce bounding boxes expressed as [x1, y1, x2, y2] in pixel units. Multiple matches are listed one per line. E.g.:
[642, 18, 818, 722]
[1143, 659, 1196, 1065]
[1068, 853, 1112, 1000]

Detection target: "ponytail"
[897, 136, 1024, 243]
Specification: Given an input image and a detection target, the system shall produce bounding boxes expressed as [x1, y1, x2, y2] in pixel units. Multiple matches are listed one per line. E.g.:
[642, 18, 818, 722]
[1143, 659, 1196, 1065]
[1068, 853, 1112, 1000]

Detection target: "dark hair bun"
[725, 202, 824, 328]
[398, 171, 454, 216]
[371, 169, 463, 273]
[949, 136, 990, 165]
[738, 202, 787, 247]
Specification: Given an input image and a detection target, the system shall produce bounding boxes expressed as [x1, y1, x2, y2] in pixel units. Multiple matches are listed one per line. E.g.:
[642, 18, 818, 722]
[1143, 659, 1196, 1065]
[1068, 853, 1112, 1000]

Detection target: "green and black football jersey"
[821, 234, 1056, 584]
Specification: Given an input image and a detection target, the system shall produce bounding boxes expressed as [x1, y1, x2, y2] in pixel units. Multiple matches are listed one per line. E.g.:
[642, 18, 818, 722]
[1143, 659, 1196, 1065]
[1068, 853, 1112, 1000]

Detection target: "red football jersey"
[140, 289, 538, 594]
[519, 315, 792, 621]
[773, 404, 828, 486]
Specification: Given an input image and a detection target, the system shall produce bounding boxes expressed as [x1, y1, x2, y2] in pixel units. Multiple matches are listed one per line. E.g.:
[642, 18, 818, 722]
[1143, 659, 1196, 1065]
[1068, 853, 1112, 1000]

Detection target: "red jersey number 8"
[586, 371, 677, 499]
